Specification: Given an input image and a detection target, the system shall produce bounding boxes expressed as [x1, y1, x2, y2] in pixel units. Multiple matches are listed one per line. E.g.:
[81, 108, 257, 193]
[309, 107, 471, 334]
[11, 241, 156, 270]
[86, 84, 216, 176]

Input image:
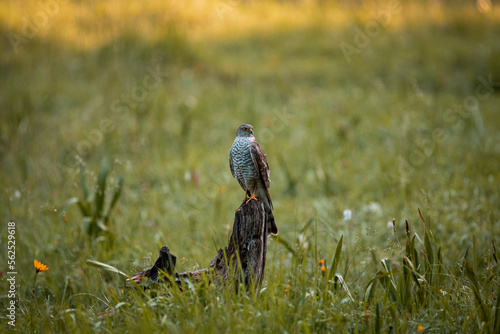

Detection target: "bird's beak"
[250, 130, 254, 134]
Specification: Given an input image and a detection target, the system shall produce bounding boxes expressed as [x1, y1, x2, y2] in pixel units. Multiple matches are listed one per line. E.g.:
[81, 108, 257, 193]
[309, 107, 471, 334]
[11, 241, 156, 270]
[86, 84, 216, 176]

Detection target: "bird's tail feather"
[267, 211, 278, 236]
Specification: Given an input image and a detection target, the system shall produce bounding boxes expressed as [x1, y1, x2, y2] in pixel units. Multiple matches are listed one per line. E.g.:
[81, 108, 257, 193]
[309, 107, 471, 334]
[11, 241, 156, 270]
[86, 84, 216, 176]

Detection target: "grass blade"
[365, 277, 377, 306]
[418, 208, 426, 231]
[461, 244, 470, 268]
[109, 175, 124, 213]
[301, 217, 314, 235]
[493, 240, 498, 265]
[411, 235, 419, 271]
[334, 274, 354, 302]
[364, 270, 400, 293]
[86, 259, 127, 277]
[464, 262, 490, 325]
[380, 259, 400, 304]
[94, 161, 109, 217]
[59, 197, 80, 213]
[80, 165, 89, 201]
[494, 284, 500, 334]
[375, 303, 381, 334]
[424, 229, 434, 285]
[60, 197, 91, 217]
[327, 235, 343, 281]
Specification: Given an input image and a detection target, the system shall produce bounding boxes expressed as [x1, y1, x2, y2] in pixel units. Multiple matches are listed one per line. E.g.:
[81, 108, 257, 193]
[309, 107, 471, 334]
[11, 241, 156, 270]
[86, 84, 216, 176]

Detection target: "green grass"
[1, 0, 500, 332]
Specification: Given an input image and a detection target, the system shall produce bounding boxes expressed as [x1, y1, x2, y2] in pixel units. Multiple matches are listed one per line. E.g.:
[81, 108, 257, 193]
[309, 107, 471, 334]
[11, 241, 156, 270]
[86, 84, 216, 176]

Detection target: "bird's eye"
[243, 128, 247, 131]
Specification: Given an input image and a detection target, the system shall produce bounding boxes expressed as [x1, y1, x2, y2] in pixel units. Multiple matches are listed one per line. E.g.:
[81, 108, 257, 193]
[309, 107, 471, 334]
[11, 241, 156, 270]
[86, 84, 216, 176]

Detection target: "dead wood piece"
[128, 246, 177, 287]
[130, 199, 270, 294]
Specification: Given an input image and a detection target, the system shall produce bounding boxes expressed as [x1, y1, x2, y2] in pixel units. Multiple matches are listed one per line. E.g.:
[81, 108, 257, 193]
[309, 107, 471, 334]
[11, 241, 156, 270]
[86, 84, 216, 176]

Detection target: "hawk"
[229, 124, 278, 236]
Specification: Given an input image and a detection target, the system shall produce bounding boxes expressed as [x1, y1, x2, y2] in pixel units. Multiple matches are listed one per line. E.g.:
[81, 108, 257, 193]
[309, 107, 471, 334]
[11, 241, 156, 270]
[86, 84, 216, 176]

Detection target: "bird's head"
[236, 124, 254, 137]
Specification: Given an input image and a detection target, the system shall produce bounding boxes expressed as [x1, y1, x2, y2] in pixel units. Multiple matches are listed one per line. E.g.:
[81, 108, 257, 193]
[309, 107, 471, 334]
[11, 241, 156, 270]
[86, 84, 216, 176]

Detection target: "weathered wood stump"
[210, 199, 268, 295]
[130, 199, 270, 295]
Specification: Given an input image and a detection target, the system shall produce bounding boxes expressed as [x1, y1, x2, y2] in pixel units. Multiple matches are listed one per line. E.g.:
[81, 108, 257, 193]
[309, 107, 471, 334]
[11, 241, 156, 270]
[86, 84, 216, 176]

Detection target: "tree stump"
[129, 199, 270, 295]
[210, 199, 268, 295]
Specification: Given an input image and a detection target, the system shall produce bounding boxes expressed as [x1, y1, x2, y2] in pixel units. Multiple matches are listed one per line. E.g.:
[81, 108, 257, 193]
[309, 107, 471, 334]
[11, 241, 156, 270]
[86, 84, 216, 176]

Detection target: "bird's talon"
[245, 195, 258, 204]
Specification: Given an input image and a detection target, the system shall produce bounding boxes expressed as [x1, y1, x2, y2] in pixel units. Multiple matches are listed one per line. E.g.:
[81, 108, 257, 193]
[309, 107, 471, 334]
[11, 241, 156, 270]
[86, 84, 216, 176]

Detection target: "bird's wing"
[250, 141, 273, 208]
[250, 141, 271, 189]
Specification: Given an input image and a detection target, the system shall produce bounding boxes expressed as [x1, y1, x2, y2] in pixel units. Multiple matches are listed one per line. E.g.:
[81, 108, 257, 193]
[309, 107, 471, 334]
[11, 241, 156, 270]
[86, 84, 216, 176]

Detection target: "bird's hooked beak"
[250, 129, 254, 135]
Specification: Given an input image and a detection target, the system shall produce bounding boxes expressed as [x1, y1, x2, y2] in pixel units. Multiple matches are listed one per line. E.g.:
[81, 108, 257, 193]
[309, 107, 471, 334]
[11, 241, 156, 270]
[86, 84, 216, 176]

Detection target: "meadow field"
[1, 0, 500, 332]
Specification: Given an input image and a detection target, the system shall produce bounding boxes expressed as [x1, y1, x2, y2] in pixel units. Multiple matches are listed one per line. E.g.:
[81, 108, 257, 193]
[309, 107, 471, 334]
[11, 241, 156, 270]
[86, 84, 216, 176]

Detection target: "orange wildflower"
[34, 259, 49, 273]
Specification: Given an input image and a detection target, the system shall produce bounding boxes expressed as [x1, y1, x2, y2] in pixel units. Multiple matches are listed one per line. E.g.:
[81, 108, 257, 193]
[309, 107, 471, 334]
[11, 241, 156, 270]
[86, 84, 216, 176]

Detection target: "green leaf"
[403, 257, 423, 289]
[405, 220, 411, 257]
[380, 259, 400, 304]
[59, 197, 80, 213]
[418, 208, 426, 230]
[333, 274, 353, 302]
[365, 270, 400, 303]
[365, 277, 377, 305]
[400, 257, 414, 310]
[94, 160, 109, 217]
[375, 303, 381, 334]
[461, 244, 470, 268]
[82, 216, 92, 230]
[86, 259, 127, 277]
[79, 165, 89, 202]
[301, 217, 314, 235]
[436, 246, 443, 287]
[77, 201, 91, 217]
[424, 229, 434, 285]
[96, 218, 109, 231]
[381, 258, 392, 274]
[108, 175, 124, 213]
[398, 269, 406, 309]
[327, 235, 343, 281]
[424, 230, 434, 266]
[411, 235, 419, 271]
[493, 240, 498, 265]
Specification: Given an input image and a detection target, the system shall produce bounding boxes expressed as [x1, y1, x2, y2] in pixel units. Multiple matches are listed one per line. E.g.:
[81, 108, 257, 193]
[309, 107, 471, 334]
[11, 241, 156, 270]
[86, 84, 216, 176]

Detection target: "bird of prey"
[229, 124, 278, 236]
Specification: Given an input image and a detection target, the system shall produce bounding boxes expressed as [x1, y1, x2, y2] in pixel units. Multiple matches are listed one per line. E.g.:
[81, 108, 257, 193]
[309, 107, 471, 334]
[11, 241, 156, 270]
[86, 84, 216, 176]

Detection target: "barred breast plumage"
[230, 136, 258, 187]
